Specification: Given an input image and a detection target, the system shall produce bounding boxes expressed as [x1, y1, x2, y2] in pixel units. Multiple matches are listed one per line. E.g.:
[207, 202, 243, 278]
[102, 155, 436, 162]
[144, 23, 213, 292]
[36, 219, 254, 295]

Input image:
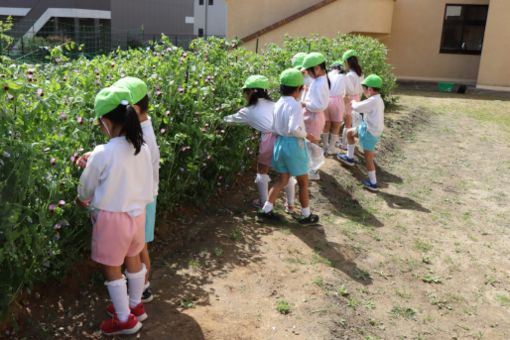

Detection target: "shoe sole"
[337, 158, 354, 167]
[142, 294, 154, 303]
[364, 185, 379, 192]
[106, 311, 148, 322]
[102, 321, 142, 336]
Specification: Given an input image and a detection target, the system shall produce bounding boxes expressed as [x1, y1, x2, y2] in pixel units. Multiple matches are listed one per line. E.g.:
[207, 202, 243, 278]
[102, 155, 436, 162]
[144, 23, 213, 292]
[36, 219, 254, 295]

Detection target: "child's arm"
[223, 107, 250, 125]
[76, 152, 102, 207]
[351, 97, 375, 114]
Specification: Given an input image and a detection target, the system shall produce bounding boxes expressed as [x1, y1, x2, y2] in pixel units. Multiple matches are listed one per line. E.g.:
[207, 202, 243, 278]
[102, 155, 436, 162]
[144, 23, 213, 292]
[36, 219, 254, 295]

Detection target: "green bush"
[0, 34, 397, 318]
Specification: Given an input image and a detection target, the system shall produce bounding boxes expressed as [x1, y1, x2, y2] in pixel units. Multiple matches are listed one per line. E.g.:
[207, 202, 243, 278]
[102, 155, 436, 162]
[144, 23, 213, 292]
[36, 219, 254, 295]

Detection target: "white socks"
[321, 133, 330, 149]
[106, 277, 130, 322]
[341, 129, 348, 145]
[347, 144, 356, 158]
[262, 201, 273, 213]
[301, 207, 311, 218]
[255, 173, 270, 204]
[368, 170, 377, 184]
[126, 264, 147, 309]
[144, 281, 150, 290]
[284, 177, 297, 207]
[329, 134, 339, 149]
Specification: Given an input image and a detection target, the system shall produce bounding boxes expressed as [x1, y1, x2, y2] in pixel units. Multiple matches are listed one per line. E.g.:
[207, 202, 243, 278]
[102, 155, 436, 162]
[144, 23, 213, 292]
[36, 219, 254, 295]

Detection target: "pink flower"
[165, 110, 171, 117]
[76, 116, 84, 125]
[160, 128, 166, 134]
[48, 204, 57, 212]
[53, 223, 62, 230]
[58, 200, 66, 207]
[50, 158, 57, 166]
[37, 88, 44, 97]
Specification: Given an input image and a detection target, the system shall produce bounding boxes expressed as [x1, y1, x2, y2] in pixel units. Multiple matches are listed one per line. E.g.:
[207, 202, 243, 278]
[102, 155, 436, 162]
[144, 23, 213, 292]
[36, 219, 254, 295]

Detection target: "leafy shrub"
[0, 34, 397, 318]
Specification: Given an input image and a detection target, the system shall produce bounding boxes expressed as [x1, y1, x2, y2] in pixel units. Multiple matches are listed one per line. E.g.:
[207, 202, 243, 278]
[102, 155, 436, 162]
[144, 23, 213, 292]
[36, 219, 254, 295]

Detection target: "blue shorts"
[145, 196, 157, 243]
[358, 121, 380, 152]
[272, 136, 309, 177]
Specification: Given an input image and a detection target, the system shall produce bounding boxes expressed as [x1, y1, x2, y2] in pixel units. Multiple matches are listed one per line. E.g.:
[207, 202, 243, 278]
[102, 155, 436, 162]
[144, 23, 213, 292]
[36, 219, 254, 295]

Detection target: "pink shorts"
[304, 109, 326, 140]
[325, 96, 345, 123]
[91, 210, 146, 266]
[258, 132, 276, 166]
[344, 95, 361, 119]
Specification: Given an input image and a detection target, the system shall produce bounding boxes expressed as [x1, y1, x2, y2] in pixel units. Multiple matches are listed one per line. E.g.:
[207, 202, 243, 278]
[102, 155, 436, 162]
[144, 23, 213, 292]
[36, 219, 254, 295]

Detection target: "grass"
[413, 239, 433, 253]
[390, 305, 417, 320]
[311, 251, 333, 267]
[337, 285, 350, 297]
[495, 293, 510, 306]
[276, 300, 291, 315]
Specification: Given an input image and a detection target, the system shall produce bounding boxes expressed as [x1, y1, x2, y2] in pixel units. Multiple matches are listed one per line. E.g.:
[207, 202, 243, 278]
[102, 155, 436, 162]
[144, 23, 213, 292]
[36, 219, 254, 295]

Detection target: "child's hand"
[301, 102, 306, 108]
[75, 196, 90, 208]
[76, 152, 92, 168]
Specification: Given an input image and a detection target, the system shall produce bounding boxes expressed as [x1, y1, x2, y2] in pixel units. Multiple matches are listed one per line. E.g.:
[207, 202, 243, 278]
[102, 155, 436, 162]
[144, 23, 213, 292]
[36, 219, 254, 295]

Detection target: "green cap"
[280, 68, 304, 87]
[302, 52, 326, 70]
[94, 86, 132, 118]
[342, 49, 357, 62]
[114, 76, 148, 104]
[242, 75, 270, 90]
[331, 59, 344, 67]
[291, 52, 307, 69]
[362, 74, 383, 89]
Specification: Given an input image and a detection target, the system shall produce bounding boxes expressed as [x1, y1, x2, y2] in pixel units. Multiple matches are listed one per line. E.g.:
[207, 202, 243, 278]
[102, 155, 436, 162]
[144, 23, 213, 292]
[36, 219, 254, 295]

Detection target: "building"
[225, 0, 510, 91]
[0, 0, 226, 52]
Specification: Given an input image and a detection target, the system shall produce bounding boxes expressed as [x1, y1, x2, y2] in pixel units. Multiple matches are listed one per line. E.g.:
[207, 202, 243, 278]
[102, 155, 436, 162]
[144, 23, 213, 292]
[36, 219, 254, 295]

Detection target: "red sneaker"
[106, 302, 148, 322]
[100, 314, 142, 336]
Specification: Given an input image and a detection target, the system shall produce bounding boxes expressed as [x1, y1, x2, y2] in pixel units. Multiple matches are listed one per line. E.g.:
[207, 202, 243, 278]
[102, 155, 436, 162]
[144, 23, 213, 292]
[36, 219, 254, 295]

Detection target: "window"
[208, 0, 214, 5]
[198, 28, 204, 37]
[199, 0, 204, 5]
[440, 5, 488, 55]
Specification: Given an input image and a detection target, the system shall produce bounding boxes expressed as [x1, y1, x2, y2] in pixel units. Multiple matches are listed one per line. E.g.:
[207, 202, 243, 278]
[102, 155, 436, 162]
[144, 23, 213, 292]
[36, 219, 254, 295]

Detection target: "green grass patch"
[276, 300, 291, 315]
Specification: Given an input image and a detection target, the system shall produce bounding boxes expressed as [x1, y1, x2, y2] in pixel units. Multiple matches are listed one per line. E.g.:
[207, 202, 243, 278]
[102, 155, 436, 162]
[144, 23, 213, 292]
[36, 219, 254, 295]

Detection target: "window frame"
[439, 4, 489, 55]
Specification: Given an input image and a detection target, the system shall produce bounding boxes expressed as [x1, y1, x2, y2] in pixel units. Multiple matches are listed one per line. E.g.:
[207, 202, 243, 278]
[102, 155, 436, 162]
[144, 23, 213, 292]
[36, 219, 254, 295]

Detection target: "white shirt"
[78, 137, 154, 217]
[223, 98, 274, 133]
[352, 94, 385, 137]
[345, 70, 364, 97]
[272, 96, 307, 139]
[141, 118, 160, 197]
[304, 75, 329, 112]
[329, 72, 347, 98]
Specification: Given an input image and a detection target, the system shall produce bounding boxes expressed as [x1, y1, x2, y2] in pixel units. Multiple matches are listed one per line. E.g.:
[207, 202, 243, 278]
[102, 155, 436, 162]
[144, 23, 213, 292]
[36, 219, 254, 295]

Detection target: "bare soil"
[6, 89, 510, 340]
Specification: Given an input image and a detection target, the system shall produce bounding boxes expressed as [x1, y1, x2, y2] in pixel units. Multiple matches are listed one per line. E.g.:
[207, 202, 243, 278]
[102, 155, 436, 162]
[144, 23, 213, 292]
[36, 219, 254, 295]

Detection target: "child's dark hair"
[306, 62, 331, 89]
[346, 56, 363, 77]
[103, 104, 145, 155]
[331, 64, 345, 74]
[280, 85, 303, 96]
[243, 88, 271, 106]
[135, 94, 149, 113]
[362, 85, 381, 92]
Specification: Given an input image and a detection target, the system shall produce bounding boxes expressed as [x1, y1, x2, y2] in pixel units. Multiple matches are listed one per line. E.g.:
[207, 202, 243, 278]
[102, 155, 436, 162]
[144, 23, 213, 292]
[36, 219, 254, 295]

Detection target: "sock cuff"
[144, 281, 150, 289]
[287, 177, 297, 186]
[105, 276, 126, 287]
[126, 264, 147, 279]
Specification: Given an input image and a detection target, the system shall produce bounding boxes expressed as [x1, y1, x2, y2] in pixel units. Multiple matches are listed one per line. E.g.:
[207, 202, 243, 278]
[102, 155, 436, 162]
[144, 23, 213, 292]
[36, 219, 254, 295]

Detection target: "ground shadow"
[376, 191, 430, 213]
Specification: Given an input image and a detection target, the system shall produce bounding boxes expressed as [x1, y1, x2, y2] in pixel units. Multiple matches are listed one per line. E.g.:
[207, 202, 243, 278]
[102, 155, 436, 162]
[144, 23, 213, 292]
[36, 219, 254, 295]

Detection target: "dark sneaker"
[142, 287, 153, 303]
[337, 153, 355, 166]
[106, 302, 148, 322]
[294, 213, 320, 225]
[257, 209, 282, 221]
[100, 314, 142, 336]
[362, 179, 378, 192]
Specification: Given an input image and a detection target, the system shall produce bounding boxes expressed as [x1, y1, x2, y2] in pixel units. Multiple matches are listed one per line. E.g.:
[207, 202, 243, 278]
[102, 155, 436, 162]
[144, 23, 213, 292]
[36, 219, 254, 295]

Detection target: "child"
[337, 75, 384, 192]
[323, 59, 346, 155]
[341, 50, 364, 147]
[114, 77, 160, 303]
[301, 52, 330, 180]
[77, 86, 154, 335]
[258, 68, 319, 225]
[223, 75, 297, 212]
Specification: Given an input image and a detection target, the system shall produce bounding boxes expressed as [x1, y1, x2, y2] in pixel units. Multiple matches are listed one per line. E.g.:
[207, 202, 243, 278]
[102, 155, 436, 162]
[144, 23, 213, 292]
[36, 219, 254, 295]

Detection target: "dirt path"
[11, 90, 510, 339]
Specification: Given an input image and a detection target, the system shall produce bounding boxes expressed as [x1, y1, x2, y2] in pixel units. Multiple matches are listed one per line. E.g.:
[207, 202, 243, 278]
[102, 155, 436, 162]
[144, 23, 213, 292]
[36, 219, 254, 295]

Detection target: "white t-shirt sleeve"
[223, 107, 250, 125]
[77, 148, 104, 201]
[351, 97, 375, 113]
[288, 102, 306, 138]
[305, 79, 329, 112]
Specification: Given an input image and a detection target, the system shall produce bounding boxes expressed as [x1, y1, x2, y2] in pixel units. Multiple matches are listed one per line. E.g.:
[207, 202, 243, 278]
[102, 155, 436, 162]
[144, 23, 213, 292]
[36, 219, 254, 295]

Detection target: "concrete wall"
[477, 0, 510, 89]
[384, 0, 489, 84]
[193, 0, 226, 36]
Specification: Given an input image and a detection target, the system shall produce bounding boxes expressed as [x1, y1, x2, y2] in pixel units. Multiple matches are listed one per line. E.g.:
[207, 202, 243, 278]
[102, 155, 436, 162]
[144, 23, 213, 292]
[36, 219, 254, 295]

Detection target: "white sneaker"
[308, 170, 320, 181]
[326, 146, 340, 155]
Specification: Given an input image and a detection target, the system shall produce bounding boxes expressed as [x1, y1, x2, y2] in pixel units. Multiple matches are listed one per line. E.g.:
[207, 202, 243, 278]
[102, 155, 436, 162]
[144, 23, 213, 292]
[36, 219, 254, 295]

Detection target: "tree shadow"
[318, 171, 384, 228]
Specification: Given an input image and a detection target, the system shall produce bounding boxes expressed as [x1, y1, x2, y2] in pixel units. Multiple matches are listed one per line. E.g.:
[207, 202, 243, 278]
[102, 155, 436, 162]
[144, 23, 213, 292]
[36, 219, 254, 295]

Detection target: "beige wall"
[477, 0, 510, 89]
[226, 0, 394, 50]
[384, 0, 489, 83]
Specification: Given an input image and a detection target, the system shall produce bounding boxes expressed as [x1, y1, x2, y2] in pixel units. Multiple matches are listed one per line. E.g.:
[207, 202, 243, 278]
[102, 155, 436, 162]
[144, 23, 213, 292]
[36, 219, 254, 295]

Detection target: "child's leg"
[346, 128, 358, 159]
[295, 175, 310, 217]
[284, 176, 297, 210]
[364, 150, 377, 184]
[322, 121, 331, 149]
[263, 173, 290, 212]
[255, 164, 270, 204]
[139, 244, 150, 283]
[103, 265, 130, 322]
[125, 255, 146, 309]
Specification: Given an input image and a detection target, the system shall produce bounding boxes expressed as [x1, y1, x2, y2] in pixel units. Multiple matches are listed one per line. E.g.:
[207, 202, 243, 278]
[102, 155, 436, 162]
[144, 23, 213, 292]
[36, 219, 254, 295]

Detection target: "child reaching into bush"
[301, 52, 330, 180]
[337, 75, 385, 192]
[341, 50, 364, 148]
[76, 86, 154, 335]
[223, 75, 296, 212]
[258, 68, 319, 225]
[323, 59, 347, 155]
